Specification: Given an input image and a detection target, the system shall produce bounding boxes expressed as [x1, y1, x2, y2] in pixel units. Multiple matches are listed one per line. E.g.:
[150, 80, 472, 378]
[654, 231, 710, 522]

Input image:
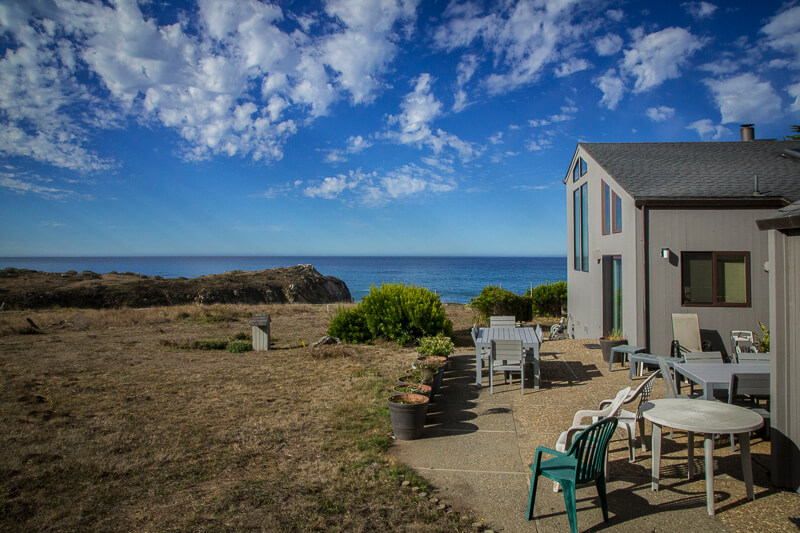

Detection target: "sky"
[1, 0, 799, 257]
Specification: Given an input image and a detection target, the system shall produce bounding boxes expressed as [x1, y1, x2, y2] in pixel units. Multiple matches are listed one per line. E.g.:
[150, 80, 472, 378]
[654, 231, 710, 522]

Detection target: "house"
[564, 126, 800, 358]
[756, 200, 800, 490]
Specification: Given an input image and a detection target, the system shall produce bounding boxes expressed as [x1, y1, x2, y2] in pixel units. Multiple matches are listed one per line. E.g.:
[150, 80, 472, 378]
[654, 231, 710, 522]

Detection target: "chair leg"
[627, 430, 635, 463]
[561, 481, 578, 533]
[526, 468, 540, 520]
[638, 417, 648, 451]
[595, 476, 610, 522]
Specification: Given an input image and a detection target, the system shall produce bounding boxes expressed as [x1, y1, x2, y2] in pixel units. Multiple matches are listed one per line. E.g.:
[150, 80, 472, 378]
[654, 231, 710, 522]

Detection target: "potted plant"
[599, 329, 627, 363]
[393, 383, 432, 399]
[417, 334, 455, 360]
[387, 393, 430, 440]
[398, 367, 422, 386]
[418, 356, 446, 395]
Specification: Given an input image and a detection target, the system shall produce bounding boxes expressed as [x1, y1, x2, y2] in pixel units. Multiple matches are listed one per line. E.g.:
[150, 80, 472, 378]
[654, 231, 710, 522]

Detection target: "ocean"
[0, 256, 567, 304]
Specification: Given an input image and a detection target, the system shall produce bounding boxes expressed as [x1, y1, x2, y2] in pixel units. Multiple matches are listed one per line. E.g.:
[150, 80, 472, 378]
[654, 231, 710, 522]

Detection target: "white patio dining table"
[643, 398, 764, 515]
[473, 327, 542, 388]
[672, 362, 771, 400]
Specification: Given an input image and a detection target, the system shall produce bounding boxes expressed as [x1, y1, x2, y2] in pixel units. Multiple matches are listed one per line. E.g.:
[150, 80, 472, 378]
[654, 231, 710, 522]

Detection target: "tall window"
[681, 252, 750, 307]
[572, 157, 588, 182]
[574, 184, 589, 271]
[602, 182, 622, 234]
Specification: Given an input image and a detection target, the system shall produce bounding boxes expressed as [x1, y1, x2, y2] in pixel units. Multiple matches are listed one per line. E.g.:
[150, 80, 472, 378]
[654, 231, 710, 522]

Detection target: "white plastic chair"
[595, 371, 661, 462]
[489, 340, 525, 395]
[552, 386, 632, 491]
[490, 316, 516, 328]
[731, 330, 758, 356]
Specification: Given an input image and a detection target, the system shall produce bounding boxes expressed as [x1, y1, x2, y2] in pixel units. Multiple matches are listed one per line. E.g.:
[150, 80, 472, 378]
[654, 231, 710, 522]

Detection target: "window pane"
[682, 253, 713, 304]
[717, 255, 747, 303]
[603, 183, 610, 234]
[580, 158, 587, 176]
[613, 193, 622, 231]
[581, 183, 588, 272]
[573, 189, 581, 270]
[573, 161, 579, 182]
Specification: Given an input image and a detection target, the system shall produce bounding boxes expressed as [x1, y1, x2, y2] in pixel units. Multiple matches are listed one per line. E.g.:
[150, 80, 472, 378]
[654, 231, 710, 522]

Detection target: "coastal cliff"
[0, 264, 351, 309]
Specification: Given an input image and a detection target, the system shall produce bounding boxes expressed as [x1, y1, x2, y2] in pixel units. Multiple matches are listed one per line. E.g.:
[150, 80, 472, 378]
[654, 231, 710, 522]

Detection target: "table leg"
[475, 346, 481, 387]
[704, 383, 713, 401]
[651, 423, 662, 491]
[740, 433, 755, 501]
[687, 431, 694, 480]
[704, 433, 715, 515]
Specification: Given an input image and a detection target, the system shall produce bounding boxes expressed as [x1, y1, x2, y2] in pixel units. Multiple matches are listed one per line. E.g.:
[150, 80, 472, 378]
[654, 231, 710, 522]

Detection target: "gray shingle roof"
[579, 141, 800, 201]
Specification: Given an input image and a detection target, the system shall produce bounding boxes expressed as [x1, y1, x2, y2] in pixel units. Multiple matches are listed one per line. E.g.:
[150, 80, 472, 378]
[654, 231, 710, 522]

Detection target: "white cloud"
[555, 58, 590, 77]
[453, 54, 480, 112]
[528, 119, 550, 127]
[303, 164, 454, 205]
[646, 106, 675, 121]
[682, 2, 717, 21]
[385, 74, 478, 161]
[488, 132, 503, 144]
[525, 137, 553, 151]
[0, 173, 89, 200]
[687, 119, 730, 140]
[703, 73, 782, 124]
[594, 34, 623, 56]
[434, 0, 584, 94]
[621, 27, 704, 93]
[324, 134, 374, 163]
[0, 0, 418, 171]
[606, 9, 624, 22]
[594, 69, 625, 110]
[761, 5, 800, 67]
[698, 59, 740, 75]
[788, 82, 800, 112]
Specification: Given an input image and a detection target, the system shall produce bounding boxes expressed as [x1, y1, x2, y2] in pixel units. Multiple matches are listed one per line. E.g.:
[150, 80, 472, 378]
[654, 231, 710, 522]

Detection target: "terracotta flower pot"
[393, 383, 432, 398]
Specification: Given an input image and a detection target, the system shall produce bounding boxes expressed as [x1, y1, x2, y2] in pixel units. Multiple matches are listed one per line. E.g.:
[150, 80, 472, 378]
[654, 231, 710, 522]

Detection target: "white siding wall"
[566, 148, 640, 343]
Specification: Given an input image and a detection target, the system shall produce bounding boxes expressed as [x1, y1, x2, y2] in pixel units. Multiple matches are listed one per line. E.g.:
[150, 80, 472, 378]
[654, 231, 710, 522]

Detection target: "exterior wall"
[646, 208, 773, 356]
[767, 228, 800, 490]
[566, 148, 640, 344]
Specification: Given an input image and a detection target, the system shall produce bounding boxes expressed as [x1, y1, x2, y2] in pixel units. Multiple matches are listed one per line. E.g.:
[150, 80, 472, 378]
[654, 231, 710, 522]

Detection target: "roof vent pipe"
[754, 174, 761, 196]
[740, 124, 755, 141]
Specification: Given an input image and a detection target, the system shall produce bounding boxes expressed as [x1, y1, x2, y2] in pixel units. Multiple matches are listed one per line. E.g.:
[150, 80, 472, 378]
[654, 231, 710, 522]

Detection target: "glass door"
[603, 255, 623, 335]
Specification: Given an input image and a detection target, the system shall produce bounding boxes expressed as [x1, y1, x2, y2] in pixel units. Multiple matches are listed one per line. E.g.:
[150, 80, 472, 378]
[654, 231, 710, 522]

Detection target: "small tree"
[783, 125, 800, 141]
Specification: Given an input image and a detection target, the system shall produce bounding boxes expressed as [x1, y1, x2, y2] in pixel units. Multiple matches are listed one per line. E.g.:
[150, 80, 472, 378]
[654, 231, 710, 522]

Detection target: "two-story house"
[565, 126, 800, 356]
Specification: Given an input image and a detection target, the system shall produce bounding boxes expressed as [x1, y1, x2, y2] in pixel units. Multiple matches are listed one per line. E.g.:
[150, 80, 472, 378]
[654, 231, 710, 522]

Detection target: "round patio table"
[642, 398, 764, 515]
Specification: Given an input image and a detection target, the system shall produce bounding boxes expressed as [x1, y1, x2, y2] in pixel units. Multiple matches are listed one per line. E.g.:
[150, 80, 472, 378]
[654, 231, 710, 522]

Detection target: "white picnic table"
[643, 398, 764, 515]
[673, 362, 770, 400]
[473, 327, 542, 388]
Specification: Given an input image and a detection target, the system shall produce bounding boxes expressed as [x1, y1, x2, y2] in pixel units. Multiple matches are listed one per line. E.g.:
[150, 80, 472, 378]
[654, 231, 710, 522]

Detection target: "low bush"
[526, 281, 567, 317]
[191, 339, 229, 350]
[227, 340, 252, 353]
[328, 306, 371, 344]
[359, 283, 452, 345]
[468, 285, 532, 322]
[327, 283, 452, 345]
[417, 334, 454, 358]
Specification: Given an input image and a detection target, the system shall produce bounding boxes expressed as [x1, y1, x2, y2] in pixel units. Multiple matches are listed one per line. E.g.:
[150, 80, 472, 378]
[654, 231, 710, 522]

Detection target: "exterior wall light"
[661, 248, 670, 259]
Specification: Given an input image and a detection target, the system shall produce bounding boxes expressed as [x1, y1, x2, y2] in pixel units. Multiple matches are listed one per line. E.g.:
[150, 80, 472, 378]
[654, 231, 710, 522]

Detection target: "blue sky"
[1, 0, 799, 257]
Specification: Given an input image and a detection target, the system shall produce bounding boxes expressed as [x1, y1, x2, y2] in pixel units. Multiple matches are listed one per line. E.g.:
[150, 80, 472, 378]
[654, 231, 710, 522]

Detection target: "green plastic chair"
[527, 416, 619, 533]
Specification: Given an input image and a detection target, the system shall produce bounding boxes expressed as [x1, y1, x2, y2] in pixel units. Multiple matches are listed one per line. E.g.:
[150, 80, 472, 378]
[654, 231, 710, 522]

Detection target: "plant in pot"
[418, 356, 446, 396]
[393, 382, 432, 398]
[398, 367, 422, 386]
[599, 328, 627, 363]
[417, 334, 455, 369]
[387, 393, 430, 440]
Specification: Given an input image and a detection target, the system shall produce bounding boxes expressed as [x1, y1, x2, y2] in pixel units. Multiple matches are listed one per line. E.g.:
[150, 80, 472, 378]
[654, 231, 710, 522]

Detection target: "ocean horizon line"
[0, 254, 567, 260]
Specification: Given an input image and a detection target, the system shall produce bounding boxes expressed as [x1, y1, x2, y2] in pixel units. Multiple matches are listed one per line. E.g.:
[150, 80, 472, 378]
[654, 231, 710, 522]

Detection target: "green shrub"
[756, 321, 770, 352]
[231, 332, 250, 341]
[526, 281, 567, 317]
[328, 306, 371, 344]
[191, 339, 229, 350]
[468, 285, 532, 322]
[359, 283, 453, 345]
[417, 334, 454, 358]
[227, 340, 252, 353]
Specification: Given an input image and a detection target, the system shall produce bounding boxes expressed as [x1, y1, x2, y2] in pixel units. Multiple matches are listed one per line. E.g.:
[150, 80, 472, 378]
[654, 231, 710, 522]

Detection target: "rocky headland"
[0, 264, 351, 309]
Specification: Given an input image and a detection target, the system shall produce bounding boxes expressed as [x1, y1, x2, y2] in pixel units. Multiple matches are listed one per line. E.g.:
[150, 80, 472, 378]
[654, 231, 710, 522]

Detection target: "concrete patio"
[390, 339, 800, 532]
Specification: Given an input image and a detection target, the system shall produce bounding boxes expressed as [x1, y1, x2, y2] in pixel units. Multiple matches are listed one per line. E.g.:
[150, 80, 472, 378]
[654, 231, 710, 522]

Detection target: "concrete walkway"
[389, 347, 770, 532]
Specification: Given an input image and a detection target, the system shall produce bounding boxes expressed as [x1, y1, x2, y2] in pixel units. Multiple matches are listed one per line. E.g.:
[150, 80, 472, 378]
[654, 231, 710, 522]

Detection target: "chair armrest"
[534, 445, 565, 459]
[563, 425, 589, 449]
[598, 399, 613, 409]
[571, 409, 608, 427]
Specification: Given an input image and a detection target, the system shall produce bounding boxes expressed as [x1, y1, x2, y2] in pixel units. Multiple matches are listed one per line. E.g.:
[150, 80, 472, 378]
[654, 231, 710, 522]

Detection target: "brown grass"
[0, 303, 482, 531]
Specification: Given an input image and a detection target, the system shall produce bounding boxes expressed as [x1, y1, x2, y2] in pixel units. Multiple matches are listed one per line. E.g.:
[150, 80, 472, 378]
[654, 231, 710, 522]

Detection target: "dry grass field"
[0, 303, 482, 531]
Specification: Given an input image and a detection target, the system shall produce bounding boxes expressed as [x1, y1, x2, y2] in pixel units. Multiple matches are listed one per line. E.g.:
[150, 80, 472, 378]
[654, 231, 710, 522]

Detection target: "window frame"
[572, 157, 588, 182]
[680, 251, 751, 308]
[573, 183, 589, 272]
[612, 191, 622, 233]
[601, 181, 610, 235]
